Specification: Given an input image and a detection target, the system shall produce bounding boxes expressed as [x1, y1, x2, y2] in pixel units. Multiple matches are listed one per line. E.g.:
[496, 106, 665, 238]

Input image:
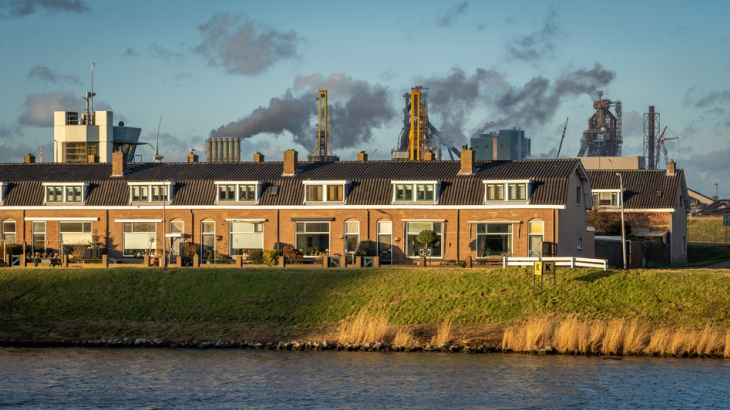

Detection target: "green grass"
[688, 217, 730, 243]
[685, 243, 730, 266]
[2, 267, 730, 341]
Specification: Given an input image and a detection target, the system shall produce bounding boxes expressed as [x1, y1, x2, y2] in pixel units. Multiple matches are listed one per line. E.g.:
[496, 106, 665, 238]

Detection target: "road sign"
[534, 261, 555, 275]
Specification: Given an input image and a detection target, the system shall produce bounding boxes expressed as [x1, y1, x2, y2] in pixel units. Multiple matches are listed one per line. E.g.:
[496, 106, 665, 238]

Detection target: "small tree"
[416, 230, 438, 264]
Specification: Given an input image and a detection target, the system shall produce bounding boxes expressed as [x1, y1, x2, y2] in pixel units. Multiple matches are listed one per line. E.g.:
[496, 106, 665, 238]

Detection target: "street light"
[616, 172, 627, 269]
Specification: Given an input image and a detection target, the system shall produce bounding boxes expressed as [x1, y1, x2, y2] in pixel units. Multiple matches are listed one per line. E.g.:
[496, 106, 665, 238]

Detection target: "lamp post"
[616, 172, 627, 269]
[162, 181, 168, 269]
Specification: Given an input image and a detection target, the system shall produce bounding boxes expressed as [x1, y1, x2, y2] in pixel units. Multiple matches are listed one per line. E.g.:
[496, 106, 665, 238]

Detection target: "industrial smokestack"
[206, 138, 212, 163]
[648, 106, 655, 170]
[234, 137, 241, 162]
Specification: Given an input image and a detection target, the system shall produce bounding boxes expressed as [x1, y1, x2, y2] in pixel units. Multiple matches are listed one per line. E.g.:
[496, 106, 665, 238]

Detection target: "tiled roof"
[586, 169, 688, 210]
[0, 159, 582, 207]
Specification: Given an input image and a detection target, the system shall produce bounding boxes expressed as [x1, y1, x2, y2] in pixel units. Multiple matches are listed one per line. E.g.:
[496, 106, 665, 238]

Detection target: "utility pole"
[616, 172, 627, 269]
[163, 181, 168, 269]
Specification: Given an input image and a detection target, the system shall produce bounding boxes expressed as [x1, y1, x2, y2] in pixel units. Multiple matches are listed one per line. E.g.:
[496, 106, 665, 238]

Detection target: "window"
[486, 184, 504, 201]
[201, 221, 216, 260]
[476, 224, 512, 258]
[128, 182, 174, 203]
[295, 222, 329, 257]
[123, 222, 156, 256]
[64, 142, 99, 163]
[32, 221, 46, 254]
[528, 221, 544, 257]
[230, 221, 263, 256]
[577, 238, 583, 250]
[219, 185, 236, 201]
[345, 221, 359, 263]
[406, 222, 442, 258]
[132, 185, 148, 202]
[395, 184, 413, 201]
[328, 185, 343, 201]
[416, 184, 434, 201]
[169, 220, 184, 257]
[46, 186, 63, 202]
[240, 185, 256, 201]
[592, 191, 620, 207]
[60, 221, 92, 246]
[3, 220, 16, 244]
[508, 183, 526, 200]
[377, 220, 392, 262]
[307, 185, 323, 201]
[577, 186, 581, 206]
[393, 181, 439, 202]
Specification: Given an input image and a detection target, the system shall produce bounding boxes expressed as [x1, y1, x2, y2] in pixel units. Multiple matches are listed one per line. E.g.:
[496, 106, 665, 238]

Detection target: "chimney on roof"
[23, 153, 35, 164]
[459, 147, 475, 175]
[423, 150, 435, 161]
[283, 149, 298, 176]
[357, 151, 368, 162]
[87, 154, 98, 163]
[187, 153, 199, 163]
[253, 152, 265, 163]
[667, 159, 676, 176]
[112, 148, 127, 177]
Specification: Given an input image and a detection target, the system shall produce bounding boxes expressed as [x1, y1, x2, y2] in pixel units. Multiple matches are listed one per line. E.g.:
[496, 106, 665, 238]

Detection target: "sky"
[1, 0, 729, 196]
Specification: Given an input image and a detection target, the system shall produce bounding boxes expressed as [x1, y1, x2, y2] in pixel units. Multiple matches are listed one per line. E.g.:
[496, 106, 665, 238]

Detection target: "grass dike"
[1, 266, 730, 357]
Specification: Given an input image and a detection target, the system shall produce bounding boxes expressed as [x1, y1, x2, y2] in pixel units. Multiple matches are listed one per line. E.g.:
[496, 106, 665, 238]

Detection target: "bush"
[282, 246, 303, 261]
[358, 248, 376, 256]
[247, 249, 264, 264]
[262, 250, 280, 266]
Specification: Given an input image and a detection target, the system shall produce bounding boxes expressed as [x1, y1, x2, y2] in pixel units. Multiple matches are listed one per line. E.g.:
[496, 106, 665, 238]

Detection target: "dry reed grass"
[502, 317, 729, 357]
[336, 309, 392, 345]
[392, 327, 418, 347]
[431, 316, 454, 346]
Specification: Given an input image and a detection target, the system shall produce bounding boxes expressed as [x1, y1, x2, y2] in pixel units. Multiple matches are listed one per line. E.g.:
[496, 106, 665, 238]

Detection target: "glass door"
[377, 221, 392, 263]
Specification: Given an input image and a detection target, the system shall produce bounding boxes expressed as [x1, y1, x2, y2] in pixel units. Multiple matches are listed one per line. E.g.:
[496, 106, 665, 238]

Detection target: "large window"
[377, 220, 392, 262]
[295, 222, 329, 256]
[2, 220, 16, 244]
[230, 221, 263, 256]
[344, 220, 359, 262]
[406, 222, 442, 258]
[483, 181, 531, 202]
[123, 222, 156, 256]
[129, 183, 173, 203]
[303, 182, 346, 203]
[201, 221, 216, 260]
[64, 142, 99, 163]
[528, 220, 544, 257]
[476, 223, 512, 258]
[32, 221, 46, 254]
[216, 183, 257, 202]
[60, 221, 92, 245]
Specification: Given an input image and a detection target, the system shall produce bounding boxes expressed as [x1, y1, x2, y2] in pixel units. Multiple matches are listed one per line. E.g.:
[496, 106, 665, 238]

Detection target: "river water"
[1, 348, 728, 409]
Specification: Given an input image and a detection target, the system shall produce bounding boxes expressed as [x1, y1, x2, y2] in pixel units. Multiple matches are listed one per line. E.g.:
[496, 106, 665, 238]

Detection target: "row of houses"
[0, 148, 689, 264]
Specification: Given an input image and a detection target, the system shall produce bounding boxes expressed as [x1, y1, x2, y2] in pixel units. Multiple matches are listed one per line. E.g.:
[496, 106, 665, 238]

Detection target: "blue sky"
[1, 0, 729, 196]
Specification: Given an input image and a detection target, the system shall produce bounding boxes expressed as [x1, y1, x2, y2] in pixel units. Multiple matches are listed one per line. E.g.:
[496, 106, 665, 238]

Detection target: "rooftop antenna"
[82, 63, 96, 125]
[90, 63, 95, 116]
[153, 115, 164, 163]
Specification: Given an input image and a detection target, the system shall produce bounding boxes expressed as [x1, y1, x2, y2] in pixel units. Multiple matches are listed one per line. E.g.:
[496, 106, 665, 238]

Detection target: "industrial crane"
[655, 126, 678, 168]
[556, 117, 568, 158]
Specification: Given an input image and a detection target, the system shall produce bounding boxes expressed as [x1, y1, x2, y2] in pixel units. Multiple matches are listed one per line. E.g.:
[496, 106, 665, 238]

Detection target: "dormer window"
[128, 182, 174, 203]
[303, 181, 349, 203]
[392, 181, 440, 203]
[483, 180, 532, 202]
[592, 190, 621, 207]
[43, 183, 87, 204]
[214, 181, 261, 203]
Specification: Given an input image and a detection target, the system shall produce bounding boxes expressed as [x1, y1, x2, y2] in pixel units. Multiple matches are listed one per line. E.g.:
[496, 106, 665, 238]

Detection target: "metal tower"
[577, 91, 623, 157]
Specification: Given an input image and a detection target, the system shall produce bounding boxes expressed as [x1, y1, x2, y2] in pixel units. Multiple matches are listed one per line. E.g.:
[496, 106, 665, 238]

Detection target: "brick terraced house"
[0, 148, 592, 263]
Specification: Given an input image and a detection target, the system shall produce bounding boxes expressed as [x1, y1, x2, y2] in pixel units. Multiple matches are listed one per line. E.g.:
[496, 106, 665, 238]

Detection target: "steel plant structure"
[392, 86, 460, 161]
[577, 91, 623, 157]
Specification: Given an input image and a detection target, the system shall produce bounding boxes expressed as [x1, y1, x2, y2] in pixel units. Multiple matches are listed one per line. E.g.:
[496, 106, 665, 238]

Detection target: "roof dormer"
[42, 182, 89, 205]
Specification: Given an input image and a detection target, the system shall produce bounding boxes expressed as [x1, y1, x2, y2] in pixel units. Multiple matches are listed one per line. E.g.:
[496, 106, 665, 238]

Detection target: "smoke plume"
[0, 0, 90, 17]
[210, 73, 395, 149]
[27, 66, 81, 85]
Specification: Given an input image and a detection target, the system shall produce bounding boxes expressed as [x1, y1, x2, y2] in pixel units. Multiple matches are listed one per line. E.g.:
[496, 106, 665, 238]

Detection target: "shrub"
[262, 250, 280, 266]
[358, 248, 376, 256]
[281, 246, 303, 261]
[248, 249, 264, 264]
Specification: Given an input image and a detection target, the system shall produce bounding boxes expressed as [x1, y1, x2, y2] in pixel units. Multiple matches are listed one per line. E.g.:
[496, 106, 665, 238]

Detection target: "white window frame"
[302, 180, 350, 204]
[391, 181, 440, 203]
[528, 220, 544, 257]
[200, 220, 216, 260]
[344, 220, 360, 262]
[32, 221, 46, 253]
[122, 221, 158, 257]
[404, 220, 444, 259]
[42, 182, 88, 204]
[2, 219, 16, 245]
[482, 180, 532, 203]
[475, 223, 514, 259]
[377, 220, 392, 261]
[214, 181, 262, 203]
[295, 221, 331, 257]
[128, 181, 175, 203]
[592, 189, 622, 208]
[169, 219, 185, 256]
[229, 221, 264, 256]
[59, 221, 93, 247]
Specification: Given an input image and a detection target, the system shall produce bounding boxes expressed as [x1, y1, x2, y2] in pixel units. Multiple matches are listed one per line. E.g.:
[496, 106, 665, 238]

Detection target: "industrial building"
[578, 91, 622, 158]
[470, 129, 531, 161]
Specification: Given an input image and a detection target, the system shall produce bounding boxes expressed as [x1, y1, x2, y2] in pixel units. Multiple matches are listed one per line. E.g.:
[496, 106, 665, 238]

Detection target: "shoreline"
[1, 338, 726, 359]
